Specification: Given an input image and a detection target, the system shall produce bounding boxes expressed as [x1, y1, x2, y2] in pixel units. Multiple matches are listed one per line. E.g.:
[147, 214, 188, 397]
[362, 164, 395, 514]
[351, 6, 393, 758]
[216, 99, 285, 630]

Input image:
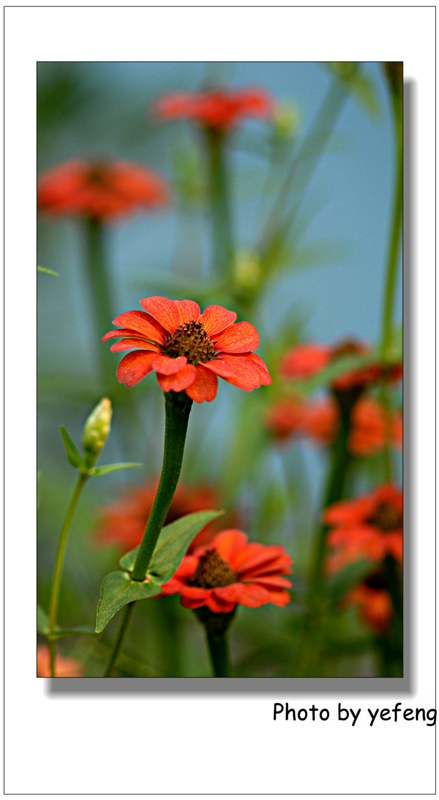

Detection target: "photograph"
[37, 60, 403, 679]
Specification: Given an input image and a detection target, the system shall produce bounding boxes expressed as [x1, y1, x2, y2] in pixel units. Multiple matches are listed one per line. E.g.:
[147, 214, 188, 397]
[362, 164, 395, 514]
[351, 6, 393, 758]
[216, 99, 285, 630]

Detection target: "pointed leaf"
[119, 510, 223, 583]
[59, 425, 86, 470]
[37, 265, 59, 276]
[92, 462, 142, 477]
[148, 510, 223, 583]
[37, 605, 50, 635]
[95, 571, 162, 633]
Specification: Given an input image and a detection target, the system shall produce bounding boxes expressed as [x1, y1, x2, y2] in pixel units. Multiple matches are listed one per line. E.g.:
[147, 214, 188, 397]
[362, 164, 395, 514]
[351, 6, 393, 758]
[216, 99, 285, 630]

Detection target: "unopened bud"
[82, 397, 112, 466]
[273, 102, 300, 140]
[234, 251, 262, 291]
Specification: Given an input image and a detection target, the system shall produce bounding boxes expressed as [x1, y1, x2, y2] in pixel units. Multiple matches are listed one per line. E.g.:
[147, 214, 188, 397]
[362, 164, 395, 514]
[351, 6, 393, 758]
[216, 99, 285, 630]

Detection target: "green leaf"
[95, 571, 162, 633]
[37, 265, 59, 276]
[37, 605, 50, 635]
[91, 462, 142, 477]
[119, 510, 223, 583]
[59, 425, 86, 470]
[329, 560, 371, 604]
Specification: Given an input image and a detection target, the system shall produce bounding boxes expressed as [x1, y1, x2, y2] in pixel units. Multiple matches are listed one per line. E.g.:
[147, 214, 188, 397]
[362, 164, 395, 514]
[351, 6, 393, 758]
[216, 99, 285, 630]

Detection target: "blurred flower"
[266, 395, 402, 456]
[347, 573, 393, 633]
[153, 87, 274, 132]
[38, 159, 169, 220]
[280, 338, 402, 391]
[161, 529, 293, 613]
[37, 645, 82, 677]
[324, 484, 403, 572]
[95, 480, 232, 553]
[103, 296, 271, 402]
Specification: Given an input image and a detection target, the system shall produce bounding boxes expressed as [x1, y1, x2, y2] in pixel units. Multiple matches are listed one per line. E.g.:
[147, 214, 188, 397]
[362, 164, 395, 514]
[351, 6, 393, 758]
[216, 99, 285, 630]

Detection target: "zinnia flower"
[347, 574, 393, 633]
[38, 159, 169, 219]
[95, 480, 233, 553]
[324, 484, 403, 573]
[161, 529, 293, 613]
[153, 87, 274, 131]
[103, 296, 271, 402]
[280, 339, 402, 391]
[37, 645, 82, 677]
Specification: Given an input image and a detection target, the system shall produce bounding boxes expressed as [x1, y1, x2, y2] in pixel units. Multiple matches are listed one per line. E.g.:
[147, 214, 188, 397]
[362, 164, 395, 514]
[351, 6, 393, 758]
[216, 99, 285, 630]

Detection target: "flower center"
[189, 549, 237, 589]
[368, 501, 402, 532]
[162, 321, 216, 365]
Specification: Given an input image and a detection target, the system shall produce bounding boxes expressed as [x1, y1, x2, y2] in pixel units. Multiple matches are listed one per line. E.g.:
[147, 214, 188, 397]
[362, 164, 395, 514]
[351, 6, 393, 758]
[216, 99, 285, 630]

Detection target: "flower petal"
[237, 583, 271, 608]
[180, 585, 211, 600]
[174, 299, 200, 325]
[140, 296, 181, 333]
[185, 365, 218, 403]
[214, 321, 259, 353]
[198, 305, 237, 336]
[110, 339, 160, 353]
[151, 354, 188, 375]
[261, 587, 292, 607]
[156, 364, 197, 392]
[212, 584, 242, 603]
[206, 594, 235, 613]
[251, 575, 293, 589]
[102, 327, 149, 343]
[211, 530, 248, 563]
[204, 354, 268, 391]
[111, 310, 165, 343]
[116, 351, 157, 387]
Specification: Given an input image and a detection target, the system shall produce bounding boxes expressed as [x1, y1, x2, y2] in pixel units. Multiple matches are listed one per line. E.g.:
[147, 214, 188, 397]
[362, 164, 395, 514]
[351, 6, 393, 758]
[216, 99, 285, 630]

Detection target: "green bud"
[82, 397, 112, 467]
[272, 102, 300, 140]
[234, 251, 262, 291]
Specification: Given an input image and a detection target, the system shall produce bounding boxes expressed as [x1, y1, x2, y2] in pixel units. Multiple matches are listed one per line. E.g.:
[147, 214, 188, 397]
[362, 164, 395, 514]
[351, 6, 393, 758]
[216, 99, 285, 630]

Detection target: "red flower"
[95, 480, 234, 553]
[38, 159, 169, 220]
[37, 645, 82, 677]
[103, 296, 272, 402]
[280, 339, 402, 391]
[161, 529, 293, 613]
[347, 580, 393, 633]
[324, 484, 403, 573]
[153, 87, 273, 131]
[266, 395, 402, 456]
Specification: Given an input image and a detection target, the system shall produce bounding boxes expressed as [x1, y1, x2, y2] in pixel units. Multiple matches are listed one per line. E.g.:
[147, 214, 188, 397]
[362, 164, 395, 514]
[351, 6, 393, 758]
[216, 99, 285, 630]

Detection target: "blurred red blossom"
[103, 296, 271, 402]
[95, 480, 235, 553]
[347, 575, 393, 633]
[161, 529, 293, 613]
[37, 645, 82, 677]
[280, 339, 402, 391]
[153, 87, 274, 131]
[324, 484, 403, 573]
[38, 159, 169, 220]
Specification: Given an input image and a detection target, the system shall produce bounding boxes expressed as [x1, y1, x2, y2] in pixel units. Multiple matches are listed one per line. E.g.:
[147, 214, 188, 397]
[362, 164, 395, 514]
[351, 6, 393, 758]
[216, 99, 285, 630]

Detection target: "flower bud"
[82, 397, 112, 466]
[272, 102, 300, 140]
[234, 250, 262, 291]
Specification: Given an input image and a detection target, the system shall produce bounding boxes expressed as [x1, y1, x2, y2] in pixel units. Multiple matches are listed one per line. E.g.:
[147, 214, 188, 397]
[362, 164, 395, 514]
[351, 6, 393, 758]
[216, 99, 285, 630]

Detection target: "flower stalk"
[205, 128, 234, 277]
[84, 217, 115, 393]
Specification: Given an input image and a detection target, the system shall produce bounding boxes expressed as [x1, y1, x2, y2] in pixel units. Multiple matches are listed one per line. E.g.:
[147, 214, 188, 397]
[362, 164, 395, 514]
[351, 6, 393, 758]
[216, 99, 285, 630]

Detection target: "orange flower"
[37, 645, 82, 677]
[347, 577, 393, 633]
[264, 397, 305, 441]
[95, 480, 232, 553]
[280, 339, 402, 391]
[153, 87, 273, 131]
[324, 484, 403, 572]
[103, 296, 271, 402]
[38, 159, 169, 220]
[161, 529, 293, 613]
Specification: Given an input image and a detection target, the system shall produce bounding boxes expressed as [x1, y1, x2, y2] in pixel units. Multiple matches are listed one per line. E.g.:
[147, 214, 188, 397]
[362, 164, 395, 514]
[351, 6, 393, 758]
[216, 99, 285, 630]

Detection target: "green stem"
[103, 602, 136, 677]
[205, 128, 234, 276]
[379, 85, 403, 483]
[84, 216, 115, 392]
[206, 632, 231, 677]
[103, 391, 193, 676]
[308, 400, 353, 596]
[48, 472, 88, 677]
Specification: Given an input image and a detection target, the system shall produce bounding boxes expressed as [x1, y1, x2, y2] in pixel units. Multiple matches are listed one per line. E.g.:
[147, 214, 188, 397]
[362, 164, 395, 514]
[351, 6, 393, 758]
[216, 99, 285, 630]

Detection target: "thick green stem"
[103, 602, 136, 677]
[205, 129, 234, 276]
[103, 391, 192, 676]
[84, 216, 115, 392]
[131, 392, 193, 581]
[206, 632, 231, 677]
[48, 472, 88, 677]
[308, 400, 353, 596]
